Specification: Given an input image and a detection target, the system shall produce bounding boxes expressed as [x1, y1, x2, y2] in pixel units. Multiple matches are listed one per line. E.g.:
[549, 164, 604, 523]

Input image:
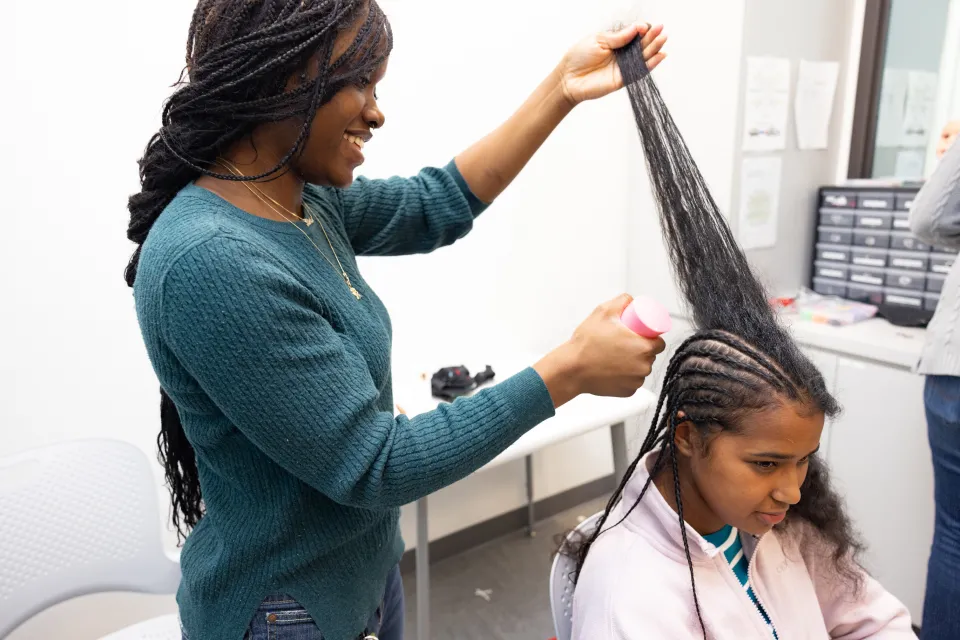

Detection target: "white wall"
[5, 1, 199, 637]
[3, 0, 746, 637]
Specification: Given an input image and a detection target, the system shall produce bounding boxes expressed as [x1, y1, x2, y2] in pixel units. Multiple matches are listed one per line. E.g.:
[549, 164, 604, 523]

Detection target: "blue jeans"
[184, 565, 404, 640]
[921, 376, 960, 640]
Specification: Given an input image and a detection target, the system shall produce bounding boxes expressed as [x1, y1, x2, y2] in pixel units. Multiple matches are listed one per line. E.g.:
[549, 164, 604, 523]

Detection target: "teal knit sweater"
[134, 161, 556, 640]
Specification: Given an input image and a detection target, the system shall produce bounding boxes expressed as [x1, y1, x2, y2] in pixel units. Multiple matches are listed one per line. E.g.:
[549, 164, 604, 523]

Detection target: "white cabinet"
[823, 355, 933, 624]
[800, 347, 839, 460]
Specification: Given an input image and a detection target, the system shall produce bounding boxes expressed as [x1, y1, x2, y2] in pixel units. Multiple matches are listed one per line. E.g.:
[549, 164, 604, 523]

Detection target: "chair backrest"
[0, 439, 181, 637]
[549, 511, 603, 640]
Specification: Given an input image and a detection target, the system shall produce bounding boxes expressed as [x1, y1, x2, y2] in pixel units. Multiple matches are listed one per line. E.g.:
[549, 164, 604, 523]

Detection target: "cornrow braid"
[125, 0, 393, 541]
[563, 33, 862, 639]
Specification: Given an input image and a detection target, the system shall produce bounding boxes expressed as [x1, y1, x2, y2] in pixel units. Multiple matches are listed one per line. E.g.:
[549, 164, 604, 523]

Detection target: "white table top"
[782, 315, 926, 370]
[391, 352, 657, 472]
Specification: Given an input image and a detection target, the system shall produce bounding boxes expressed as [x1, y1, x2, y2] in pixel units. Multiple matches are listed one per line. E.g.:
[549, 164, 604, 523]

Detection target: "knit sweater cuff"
[444, 159, 490, 217]
[495, 367, 557, 430]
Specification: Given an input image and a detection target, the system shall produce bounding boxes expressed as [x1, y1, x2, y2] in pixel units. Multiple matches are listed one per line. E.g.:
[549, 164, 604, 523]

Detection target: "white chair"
[549, 512, 603, 640]
[0, 439, 181, 639]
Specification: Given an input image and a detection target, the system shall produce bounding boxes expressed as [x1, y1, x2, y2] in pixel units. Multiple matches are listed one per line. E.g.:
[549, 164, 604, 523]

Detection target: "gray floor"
[401, 497, 607, 640]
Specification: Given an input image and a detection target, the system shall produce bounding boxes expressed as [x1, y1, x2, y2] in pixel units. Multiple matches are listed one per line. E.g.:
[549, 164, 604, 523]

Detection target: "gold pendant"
[350, 286, 362, 300]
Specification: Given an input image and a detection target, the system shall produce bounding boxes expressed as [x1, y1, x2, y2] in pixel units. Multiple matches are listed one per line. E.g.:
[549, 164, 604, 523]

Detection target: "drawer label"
[851, 274, 883, 285]
[853, 257, 884, 267]
[823, 251, 847, 261]
[859, 217, 884, 227]
[819, 268, 845, 279]
[891, 258, 924, 269]
[887, 295, 922, 307]
[824, 194, 852, 207]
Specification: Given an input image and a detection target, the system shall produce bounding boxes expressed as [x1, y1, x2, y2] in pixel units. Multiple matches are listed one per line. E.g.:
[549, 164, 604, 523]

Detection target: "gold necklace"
[216, 159, 362, 300]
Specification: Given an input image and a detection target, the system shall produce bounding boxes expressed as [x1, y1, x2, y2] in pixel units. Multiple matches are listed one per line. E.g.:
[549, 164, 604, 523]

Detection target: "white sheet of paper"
[894, 149, 925, 178]
[743, 57, 791, 151]
[901, 70, 939, 147]
[738, 156, 782, 250]
[876, 69, 908, 147]
[794, 60, 839, 150]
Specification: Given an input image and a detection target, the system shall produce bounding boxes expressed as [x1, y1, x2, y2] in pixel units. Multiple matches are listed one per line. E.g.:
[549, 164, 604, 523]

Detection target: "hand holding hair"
[557, 21, 667, 106]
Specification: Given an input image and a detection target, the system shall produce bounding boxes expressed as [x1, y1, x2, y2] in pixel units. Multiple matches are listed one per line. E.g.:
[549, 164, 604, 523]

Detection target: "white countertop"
[667, 311, 925, 370]
[782, 314, 926, 370]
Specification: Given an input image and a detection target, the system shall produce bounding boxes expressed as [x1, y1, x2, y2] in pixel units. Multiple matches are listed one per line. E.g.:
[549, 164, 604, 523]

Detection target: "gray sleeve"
[909, 141, 960, 249]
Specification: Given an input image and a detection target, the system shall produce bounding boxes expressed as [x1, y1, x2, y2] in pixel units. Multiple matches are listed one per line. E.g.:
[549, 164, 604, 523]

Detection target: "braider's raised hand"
[557, 22, 667, 107]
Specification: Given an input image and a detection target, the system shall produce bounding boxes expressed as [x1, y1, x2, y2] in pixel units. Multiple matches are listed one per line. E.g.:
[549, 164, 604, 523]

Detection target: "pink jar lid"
[621, 296, 672, 338]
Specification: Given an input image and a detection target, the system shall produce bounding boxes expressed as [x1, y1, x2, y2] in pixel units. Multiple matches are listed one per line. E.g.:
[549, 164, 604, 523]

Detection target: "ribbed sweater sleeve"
[329, 161, 489, 256]
[159, 235, 555, 508]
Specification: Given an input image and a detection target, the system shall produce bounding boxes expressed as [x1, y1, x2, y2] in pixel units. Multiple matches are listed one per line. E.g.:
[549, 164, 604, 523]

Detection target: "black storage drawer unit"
[930, 253, 957, 274]
[847, 282, 884, 305]
[818, 227, 854, 245]
[852, 229, 891, 248]
[850, 247, 887, 267]
[889, 231, 930, 252]
[815, 261, 849, 281]
[820, 209, 856, 227]
[887, 251, 930, 271]
[812, 184, 941, 323]
[817, 244, 852, 263]
[813, 278, 846, 297]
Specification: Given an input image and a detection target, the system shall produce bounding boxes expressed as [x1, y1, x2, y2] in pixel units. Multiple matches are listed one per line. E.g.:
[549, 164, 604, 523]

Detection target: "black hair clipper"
[430, 365, 496, 401]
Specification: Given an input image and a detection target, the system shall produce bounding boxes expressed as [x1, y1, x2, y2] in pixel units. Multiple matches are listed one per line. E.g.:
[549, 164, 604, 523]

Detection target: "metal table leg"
[525, 454, 535, 537]
[416, 496, 430, 640]
[610, 421, 629, 480]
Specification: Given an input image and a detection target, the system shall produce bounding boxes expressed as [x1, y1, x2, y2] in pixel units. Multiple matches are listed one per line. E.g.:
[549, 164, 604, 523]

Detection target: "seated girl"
[570, 330, 913, 638]
[568, 36, 914, 639]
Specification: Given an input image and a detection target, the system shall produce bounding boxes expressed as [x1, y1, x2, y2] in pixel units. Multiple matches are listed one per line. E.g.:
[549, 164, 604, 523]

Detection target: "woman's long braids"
[126, 0, 392, 540]
[561, 35, 865, 638]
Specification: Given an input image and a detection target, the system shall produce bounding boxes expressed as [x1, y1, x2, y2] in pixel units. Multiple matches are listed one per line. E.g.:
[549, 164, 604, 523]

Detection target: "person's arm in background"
[335, 23, 667, 256]
[910, 121, 960, 249]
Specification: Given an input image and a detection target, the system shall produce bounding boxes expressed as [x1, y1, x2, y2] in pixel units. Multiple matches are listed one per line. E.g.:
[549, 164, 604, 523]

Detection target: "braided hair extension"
[560, 35, 864, 637]
[126, 0, 392, 541]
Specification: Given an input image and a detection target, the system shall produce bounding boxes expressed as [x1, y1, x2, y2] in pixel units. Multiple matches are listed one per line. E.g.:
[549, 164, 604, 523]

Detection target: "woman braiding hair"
[127, 2, 668, 638]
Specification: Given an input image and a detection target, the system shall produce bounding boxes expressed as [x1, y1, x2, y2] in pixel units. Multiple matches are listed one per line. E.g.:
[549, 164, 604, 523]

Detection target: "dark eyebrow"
[750, 444, 821, 460]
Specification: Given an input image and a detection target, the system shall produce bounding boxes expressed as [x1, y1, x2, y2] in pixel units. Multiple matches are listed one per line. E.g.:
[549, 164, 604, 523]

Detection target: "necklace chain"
[216, 159, 362, 300]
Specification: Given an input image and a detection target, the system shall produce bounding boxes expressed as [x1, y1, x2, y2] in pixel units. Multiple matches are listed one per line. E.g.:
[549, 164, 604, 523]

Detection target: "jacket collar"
[616, 450, 765, 564]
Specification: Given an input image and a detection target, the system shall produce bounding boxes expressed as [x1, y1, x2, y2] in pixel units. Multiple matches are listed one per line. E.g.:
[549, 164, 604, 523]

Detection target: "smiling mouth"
[343, 133, 365, 150]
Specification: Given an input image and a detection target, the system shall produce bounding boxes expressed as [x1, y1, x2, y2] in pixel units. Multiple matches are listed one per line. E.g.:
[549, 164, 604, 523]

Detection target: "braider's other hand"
[534, 294, 666, 408]
[557, 22, 667, 107]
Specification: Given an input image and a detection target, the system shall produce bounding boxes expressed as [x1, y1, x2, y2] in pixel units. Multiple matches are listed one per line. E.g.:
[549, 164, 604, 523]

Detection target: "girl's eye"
[753, 461, 778, 471]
